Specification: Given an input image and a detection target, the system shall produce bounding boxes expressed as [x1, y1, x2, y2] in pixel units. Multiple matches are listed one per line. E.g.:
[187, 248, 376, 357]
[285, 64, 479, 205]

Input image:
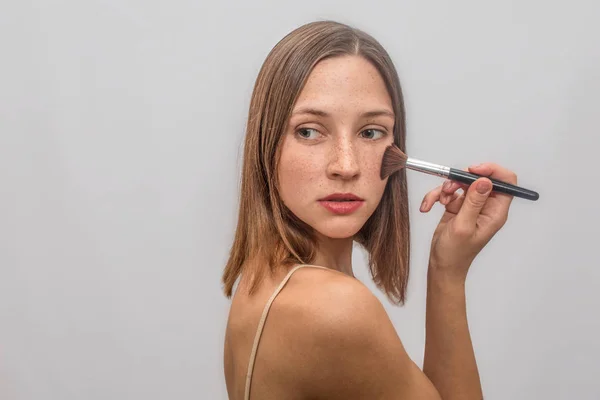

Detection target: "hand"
[420, 163, 517, 283]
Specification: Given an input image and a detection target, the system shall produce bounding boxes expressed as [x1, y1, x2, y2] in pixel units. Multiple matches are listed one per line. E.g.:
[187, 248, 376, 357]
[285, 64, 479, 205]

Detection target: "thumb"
[454, 178, 493, 230]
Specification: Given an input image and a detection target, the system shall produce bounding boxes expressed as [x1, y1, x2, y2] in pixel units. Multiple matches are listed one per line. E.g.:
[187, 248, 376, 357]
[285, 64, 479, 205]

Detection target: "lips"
[319, 193, 364, 202]
[318, 193, 365, 215]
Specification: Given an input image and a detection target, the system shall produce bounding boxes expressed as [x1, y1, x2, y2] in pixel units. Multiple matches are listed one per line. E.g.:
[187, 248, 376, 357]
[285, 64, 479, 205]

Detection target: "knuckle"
[488, 214, 508, 231]
[453, 223, 473, 238]
[497, 213, 509, 227]
[501, 170, 517, 183]
[467, 194, 485, 207]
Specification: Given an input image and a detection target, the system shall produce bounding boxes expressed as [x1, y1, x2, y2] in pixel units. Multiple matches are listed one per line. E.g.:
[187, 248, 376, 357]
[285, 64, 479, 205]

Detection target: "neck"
[311, 232, 355, 277]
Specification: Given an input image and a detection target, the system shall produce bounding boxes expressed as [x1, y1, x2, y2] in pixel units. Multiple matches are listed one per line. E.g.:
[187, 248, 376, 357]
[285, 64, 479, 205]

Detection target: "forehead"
[294, 55, 392, 110]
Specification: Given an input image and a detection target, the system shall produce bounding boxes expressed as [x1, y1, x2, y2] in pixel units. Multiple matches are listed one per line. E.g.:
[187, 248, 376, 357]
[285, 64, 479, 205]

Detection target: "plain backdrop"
[1, 0, 598, 399]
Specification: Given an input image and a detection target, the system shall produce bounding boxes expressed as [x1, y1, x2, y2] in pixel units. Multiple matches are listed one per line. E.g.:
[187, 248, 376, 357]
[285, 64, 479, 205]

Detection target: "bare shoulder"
[283, 267, 388, 329]
[267, 267, 441, 399]
[278, 267, 397, 356]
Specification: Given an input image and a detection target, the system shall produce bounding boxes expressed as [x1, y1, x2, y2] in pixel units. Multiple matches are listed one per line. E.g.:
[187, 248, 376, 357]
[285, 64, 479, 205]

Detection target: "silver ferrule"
[406, 158, 450, 178]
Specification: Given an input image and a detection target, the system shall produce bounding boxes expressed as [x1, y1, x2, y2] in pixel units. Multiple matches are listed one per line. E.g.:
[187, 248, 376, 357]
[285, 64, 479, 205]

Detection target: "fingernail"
[420, 199, 427, 211]
[470, 163, 482, 169]
[443, 180, 451, 190]
[477, 181, 491, 194]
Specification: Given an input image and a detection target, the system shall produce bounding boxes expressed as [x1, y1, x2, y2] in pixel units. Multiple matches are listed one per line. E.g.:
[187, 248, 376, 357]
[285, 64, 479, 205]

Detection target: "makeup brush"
[380, 144, 539, 201]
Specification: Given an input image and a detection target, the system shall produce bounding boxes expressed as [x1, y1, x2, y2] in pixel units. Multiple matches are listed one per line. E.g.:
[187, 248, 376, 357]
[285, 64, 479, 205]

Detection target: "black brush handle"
[448, 168, 539, 201]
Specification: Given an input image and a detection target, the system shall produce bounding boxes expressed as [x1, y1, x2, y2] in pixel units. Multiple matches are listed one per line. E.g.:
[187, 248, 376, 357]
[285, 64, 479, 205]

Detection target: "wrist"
[427, 261, 469, 290]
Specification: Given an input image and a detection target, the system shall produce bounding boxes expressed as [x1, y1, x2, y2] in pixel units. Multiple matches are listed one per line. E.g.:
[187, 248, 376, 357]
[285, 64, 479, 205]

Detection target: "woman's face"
[278, 55, 395, 239]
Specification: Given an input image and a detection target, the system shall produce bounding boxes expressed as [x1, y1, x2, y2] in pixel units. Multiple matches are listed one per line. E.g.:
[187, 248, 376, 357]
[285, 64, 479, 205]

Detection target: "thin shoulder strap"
[244, 264, 329, 400]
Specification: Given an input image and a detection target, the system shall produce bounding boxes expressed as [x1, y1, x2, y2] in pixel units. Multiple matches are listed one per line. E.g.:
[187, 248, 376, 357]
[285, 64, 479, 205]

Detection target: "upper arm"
[286, 276, 442, 400]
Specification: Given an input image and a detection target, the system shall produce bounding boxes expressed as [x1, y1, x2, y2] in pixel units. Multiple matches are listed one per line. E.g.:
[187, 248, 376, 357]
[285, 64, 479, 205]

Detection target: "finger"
[454, 177, 493, 230]
[467, 163, 517, 216]
[439, 192, 466, 224]
[441, 180, 468, 200]
[442, 169, 472, 195]
[442, 190, 463, 210]
[425, 178, 468, 211]
[468, 163, 518, 185]
[445, 192, 465, 214]
[420, 184, 444, 212]
[422, 175, 470, 212]
[467, 164, 494, 177]
[441, 180, 462, 194]
[440, 190, 454, 205]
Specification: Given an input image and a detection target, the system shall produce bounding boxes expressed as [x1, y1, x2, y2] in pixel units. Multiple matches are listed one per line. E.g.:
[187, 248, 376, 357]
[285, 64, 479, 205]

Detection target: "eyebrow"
[291, 107, 395, 119]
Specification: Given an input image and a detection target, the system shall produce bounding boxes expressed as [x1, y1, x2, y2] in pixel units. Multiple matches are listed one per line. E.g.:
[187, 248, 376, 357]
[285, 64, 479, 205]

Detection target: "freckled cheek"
[360, 149, 388, 197]
[362, 154, 381, 179]
[278, 151, 325, 203]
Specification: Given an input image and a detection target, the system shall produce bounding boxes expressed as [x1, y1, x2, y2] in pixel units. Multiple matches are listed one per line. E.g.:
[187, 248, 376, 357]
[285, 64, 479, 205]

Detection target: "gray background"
[1, 0, 598, 399]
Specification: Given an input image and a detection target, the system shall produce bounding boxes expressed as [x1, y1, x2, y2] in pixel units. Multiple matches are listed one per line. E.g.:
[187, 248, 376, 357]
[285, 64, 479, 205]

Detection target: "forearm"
[423, 265, 483, 400]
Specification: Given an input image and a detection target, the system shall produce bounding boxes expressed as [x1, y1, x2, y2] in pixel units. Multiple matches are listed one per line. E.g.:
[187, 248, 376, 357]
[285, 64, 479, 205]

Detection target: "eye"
[360, 129, 386, 140]
[296, 128, 321, 140]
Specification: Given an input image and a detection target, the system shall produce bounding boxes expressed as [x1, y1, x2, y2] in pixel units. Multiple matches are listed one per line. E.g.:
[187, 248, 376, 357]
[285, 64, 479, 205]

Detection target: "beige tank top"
[243, 264, 329, 400]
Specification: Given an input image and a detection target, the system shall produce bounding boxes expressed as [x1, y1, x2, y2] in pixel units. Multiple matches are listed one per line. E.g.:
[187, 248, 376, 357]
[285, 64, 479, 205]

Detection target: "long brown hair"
[221, 20, 410, 305]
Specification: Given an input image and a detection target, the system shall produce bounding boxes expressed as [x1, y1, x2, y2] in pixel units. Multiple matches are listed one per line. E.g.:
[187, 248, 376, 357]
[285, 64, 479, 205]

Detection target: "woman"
[222, 20, 515, 400]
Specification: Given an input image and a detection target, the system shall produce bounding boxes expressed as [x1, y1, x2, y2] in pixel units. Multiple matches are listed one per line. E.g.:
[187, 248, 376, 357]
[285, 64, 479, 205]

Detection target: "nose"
[326, 138, 360, 180]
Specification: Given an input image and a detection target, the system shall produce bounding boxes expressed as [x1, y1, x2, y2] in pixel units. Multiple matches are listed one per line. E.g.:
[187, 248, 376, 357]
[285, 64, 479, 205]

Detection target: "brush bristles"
[380, 144, 408, 179]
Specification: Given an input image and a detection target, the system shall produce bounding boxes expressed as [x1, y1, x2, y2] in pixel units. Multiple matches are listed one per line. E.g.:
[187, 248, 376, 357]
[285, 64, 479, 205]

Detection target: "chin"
[312, 219, 365, 240]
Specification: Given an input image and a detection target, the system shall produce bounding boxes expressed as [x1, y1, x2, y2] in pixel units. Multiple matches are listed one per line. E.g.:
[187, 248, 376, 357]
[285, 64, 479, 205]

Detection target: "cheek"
[278, 142, 324, 204]
[361, 144, 388, 207]
[363, 153, 382, 180]
[360, 146, 389, 194]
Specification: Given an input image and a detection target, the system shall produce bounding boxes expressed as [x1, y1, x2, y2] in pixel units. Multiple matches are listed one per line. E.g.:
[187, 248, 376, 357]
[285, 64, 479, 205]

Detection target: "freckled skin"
[278, 55, 395, 239]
